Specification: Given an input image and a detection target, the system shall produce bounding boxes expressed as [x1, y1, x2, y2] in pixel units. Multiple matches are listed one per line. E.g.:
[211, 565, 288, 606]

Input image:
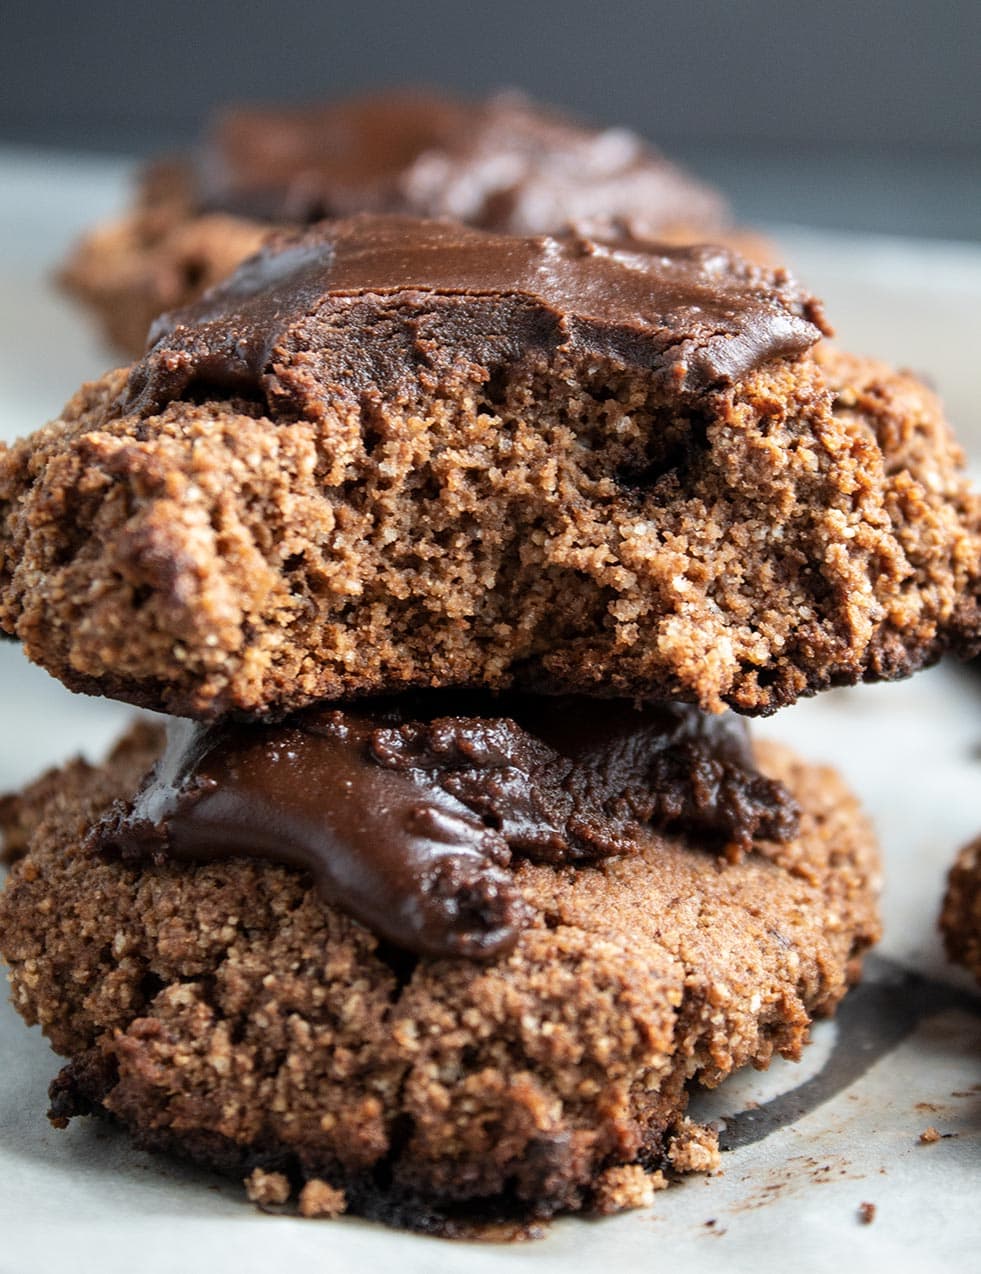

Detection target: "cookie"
[58, 87, 754, 357]
[3, 217, 977, 720]
[940, 836, 981, 983]
[0, 714, 880, 1230]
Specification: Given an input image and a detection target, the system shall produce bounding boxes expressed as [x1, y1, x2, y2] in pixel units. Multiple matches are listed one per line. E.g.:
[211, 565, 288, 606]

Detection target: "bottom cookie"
[0, 723, 880, 1233]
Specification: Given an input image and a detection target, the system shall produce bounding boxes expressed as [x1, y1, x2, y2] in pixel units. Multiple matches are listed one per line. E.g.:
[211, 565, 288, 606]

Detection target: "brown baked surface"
[0, 723, 880, 1229]
[940, 835, 981, 983]
[1, 247, 977, 722]
[58, 88, 749, 357]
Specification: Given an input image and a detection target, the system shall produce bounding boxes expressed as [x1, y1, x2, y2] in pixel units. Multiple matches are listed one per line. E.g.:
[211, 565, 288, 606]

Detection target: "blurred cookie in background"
[58, 87, 766, 356]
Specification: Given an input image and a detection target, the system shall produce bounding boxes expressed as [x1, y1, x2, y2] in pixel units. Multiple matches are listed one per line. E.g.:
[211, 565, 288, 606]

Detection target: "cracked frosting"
[93, 695, 799, 959]
[122, 213, 828, 416]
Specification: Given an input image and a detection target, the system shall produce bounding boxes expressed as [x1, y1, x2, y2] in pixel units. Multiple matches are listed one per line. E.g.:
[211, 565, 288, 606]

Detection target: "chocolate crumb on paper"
[244, 1168, 291, 1208]
[298, 1179, 347, 1219]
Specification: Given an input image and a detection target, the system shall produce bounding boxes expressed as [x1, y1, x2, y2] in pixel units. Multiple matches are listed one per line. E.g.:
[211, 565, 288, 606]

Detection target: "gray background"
[2, 0, 979, 237]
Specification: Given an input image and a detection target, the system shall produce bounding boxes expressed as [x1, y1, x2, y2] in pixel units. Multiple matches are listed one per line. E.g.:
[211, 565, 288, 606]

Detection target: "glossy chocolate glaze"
[195, 88, 728, 237]
[123, 215, 827, 416]
[95, 695, 799, 959]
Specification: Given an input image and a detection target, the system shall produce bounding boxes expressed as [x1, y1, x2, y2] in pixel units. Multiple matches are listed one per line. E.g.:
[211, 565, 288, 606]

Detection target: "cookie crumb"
[593, 1165, 666, 1214]
[919, 1126, 941, 1144]
[298, 1179, 347, 1219]
[244, 1168, 291, 1207]
[858, 1201, 876, 1225]
[668, 1119, 722, 1174]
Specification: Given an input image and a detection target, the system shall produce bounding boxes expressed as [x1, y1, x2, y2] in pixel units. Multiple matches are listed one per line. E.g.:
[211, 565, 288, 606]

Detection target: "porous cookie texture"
[58, 87, 744, 357]
[940, 836, 981, 984]
[0, 725, 880, 1231]
[2, 219, 978, 721]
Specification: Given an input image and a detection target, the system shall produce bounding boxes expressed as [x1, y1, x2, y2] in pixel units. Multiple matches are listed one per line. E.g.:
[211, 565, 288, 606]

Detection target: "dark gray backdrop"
[3, 0, 979, 237]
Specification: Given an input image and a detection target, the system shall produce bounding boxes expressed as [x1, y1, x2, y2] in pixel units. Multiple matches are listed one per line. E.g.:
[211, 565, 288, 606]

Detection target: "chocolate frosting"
[95, 695, 799, 960]
[123, 215, 828, 416]
[195, 88, 728, 238]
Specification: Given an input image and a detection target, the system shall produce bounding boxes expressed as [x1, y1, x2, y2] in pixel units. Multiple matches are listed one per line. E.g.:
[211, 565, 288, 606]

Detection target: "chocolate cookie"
[4, 218, 977, 720]
[940, 836, 981, 984]
[58, 88, 755, 357]
[0, 714, 880, 1230]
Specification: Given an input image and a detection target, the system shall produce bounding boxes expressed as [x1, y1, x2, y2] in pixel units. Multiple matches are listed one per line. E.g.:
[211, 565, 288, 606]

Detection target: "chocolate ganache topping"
[95, 695, 799, 959]
[122, 214, 828, 416]
[195, 88, 728, 237]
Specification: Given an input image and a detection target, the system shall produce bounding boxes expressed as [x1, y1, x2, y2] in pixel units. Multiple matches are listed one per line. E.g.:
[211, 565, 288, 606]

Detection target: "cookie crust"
[0, 725, 880, 1229]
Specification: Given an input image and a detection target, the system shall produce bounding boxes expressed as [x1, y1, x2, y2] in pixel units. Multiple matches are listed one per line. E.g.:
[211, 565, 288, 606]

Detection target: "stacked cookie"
[1, 101, 980, 1236]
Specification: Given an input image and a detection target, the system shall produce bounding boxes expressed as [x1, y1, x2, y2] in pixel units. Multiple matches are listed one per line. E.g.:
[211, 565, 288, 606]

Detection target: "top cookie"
[2, 216, 979, 719]
[59, 87, 741, 356]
